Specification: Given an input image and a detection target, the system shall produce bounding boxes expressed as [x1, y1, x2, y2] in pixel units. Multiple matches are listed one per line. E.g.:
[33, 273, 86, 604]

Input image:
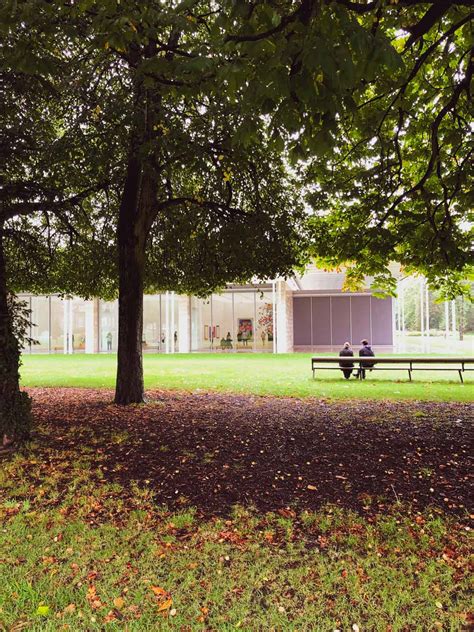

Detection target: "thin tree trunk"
[0, 225, 30, 445]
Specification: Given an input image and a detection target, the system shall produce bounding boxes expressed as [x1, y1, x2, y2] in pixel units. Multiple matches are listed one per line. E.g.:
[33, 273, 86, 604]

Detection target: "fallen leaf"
[86, 585, 103, 610]
[63, 604, 76, 615]
[103, 611, 117, 623]
[150, 586, 167, 597]
[158, 598, 173, 612]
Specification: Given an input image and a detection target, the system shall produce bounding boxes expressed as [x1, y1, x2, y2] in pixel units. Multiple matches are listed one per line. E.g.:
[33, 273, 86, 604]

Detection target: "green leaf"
[36, 605, 50, 617]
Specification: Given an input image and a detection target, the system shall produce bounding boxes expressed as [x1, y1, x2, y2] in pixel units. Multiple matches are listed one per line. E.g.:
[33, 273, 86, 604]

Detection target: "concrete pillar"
[85, 299, 100, 353]
[276, 280, 293, 353]
[178, 295, 191, 353]
[63, 299, 69, 354]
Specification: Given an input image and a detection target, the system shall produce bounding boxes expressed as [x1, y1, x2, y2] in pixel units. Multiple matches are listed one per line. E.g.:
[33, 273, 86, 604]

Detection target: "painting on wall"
[204, 325, 220, 341]
[237, 318, 253, 345]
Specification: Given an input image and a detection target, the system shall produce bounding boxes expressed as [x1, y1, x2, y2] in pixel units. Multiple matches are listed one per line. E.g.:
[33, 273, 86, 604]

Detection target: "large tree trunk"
[114, 78, 159, 405]
[0, 225, 31, 445]
[114, 155, 147, 404]
[114, 156, 158, 404]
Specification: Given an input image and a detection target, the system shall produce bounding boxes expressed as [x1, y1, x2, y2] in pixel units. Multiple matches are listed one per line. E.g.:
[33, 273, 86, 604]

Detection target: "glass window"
[234, 292, 256, 352]
[50, 296, 65, 353]
[71, 298, 87, 353]
[99, 300, 118, 352]
[172, 294, 179, 353]
[143, 295, 161, 352]
[212, 293, 234, 352]
[256, 292, 273, 352]
[31, 296, 50, 353]
[191, 297, 213, 351]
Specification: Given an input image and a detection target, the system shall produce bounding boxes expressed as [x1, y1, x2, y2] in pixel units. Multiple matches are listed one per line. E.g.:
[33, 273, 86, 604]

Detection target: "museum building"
[20, 266, 394, 355]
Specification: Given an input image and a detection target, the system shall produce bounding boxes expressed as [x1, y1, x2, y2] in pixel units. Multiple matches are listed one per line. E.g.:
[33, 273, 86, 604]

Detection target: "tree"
[3, 0, 472, 420]
[0, 5, 120, 445]
[29, 1, 315, 405]
[1, 1, 308, 410]
[68, 0, 411, 404]
[301, 1, 472, 299]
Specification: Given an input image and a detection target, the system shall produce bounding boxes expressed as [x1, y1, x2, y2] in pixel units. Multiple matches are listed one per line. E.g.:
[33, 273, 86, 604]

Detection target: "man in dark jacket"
[339, 342, 354, 379]
[356, 339, 375, 379]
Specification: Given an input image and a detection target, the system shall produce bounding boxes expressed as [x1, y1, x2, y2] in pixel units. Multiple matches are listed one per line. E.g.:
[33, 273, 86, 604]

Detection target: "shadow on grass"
[22, 388, 473, 518]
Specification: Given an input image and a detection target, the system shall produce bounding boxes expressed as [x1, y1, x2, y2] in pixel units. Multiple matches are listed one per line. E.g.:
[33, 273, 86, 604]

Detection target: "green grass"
[20, 353, 474, 402]
[1, 449, 471, 631]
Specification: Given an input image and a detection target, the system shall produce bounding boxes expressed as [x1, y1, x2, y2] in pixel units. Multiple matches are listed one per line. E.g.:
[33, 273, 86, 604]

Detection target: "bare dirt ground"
[18, 388, 473, 519]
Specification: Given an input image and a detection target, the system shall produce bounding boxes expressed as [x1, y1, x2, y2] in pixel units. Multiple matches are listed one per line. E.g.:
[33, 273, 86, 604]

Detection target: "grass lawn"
[0, 389, 471, 631]
[21, 353, 474, 402]
[2, 498, 470, 630]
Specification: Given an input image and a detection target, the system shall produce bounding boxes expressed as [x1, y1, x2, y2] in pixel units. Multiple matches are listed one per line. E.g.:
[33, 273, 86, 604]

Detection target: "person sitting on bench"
[356, 339, 375, 379]
[338, 342, 354, 379]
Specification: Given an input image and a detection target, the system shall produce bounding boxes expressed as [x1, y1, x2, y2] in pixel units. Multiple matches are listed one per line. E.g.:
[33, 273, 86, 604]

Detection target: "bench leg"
[459, 370, 463, 383]
[312, 368, 315, 380]
[408, 370, 412, 382]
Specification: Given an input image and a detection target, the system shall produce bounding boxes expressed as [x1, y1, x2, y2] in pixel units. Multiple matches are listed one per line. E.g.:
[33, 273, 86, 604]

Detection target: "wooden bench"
[311, 356, 474, 383]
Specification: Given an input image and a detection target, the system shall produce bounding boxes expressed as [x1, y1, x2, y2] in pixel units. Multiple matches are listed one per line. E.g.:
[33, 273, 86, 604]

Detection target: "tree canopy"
[299, 1, 473, 297]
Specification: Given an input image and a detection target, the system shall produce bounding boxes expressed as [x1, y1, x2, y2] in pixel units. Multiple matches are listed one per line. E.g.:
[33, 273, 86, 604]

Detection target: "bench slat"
[312, 356, 474, 364]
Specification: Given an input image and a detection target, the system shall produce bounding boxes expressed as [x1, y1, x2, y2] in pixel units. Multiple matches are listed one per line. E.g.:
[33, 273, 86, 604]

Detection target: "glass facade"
[210, 293, 233, 351]
[234, 292, 256, 351]
[256, 292, 274, 351]
[143, 295, 161, 351]
[30, 296, 50, 353]
[50, 296, 65, 353]
[18, 286, 401, 355]
[99, 300, 118, 352]
[191, 297, 213, 351]
[71, 298, 87, 353]
[20, 287, 274, 355]
[188, 289, 274, 352]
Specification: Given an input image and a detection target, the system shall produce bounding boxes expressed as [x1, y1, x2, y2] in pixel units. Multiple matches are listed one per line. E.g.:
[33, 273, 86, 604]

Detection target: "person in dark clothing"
[356, 339, 375, 379]
[338, 342, 354, 379]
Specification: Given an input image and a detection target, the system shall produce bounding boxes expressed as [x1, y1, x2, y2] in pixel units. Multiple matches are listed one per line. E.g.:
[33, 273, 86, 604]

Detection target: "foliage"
[303, 2, 473, 296]
[0, 296, 32, 440]
[0, 7, 119, 299]
[1, 0, 308, 296]
[8, 294, 35, 349]
[1, 0, 471, 297]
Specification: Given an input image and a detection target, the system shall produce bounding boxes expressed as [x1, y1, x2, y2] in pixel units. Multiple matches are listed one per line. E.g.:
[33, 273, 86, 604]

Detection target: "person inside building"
[356, 339, 375, 379]
[338, 342, 354, 379]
